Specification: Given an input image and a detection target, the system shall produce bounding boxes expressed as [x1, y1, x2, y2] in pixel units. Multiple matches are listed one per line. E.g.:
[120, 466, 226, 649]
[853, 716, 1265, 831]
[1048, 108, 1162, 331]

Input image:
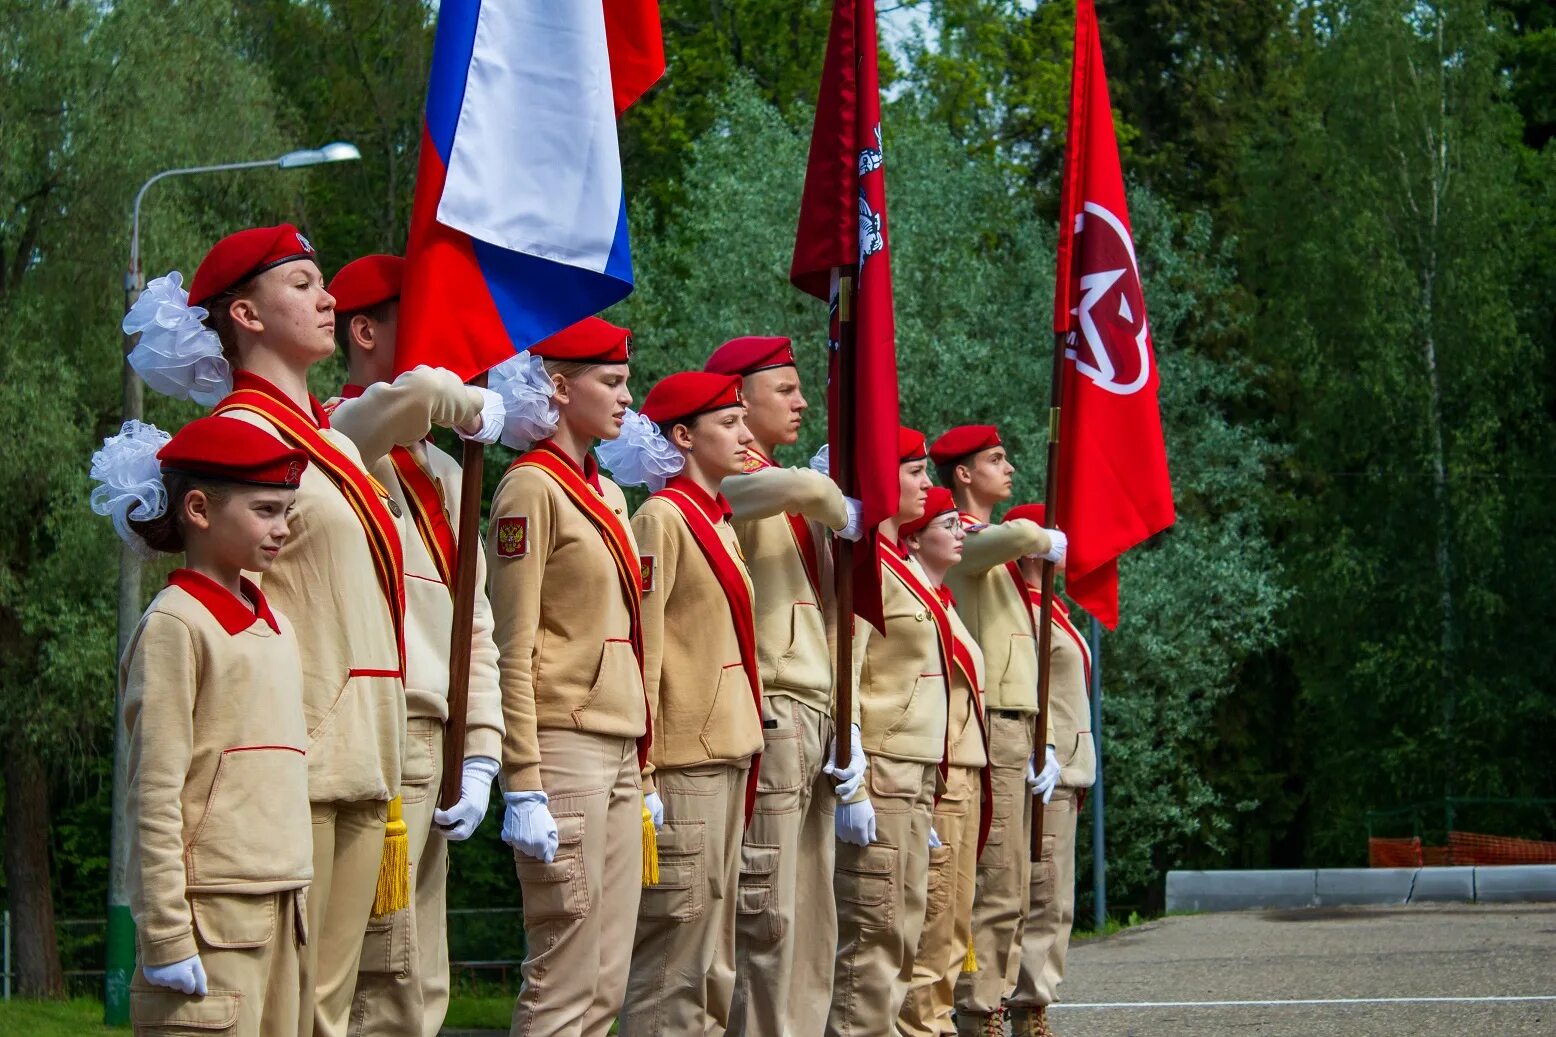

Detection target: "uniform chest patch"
[639, 554, 655, 593]
[496, 516, 529, 558]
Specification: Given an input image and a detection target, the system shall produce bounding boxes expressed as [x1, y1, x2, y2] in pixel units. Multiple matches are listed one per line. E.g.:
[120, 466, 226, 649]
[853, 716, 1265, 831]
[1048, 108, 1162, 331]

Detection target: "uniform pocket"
[699, 664, 751, 757]
[187, 746, 311, 886]
[130, 986, 240, 1033]
[881, 673, 939, 746]
[516, 812, 589, 923]
[735, 842, 783, 943]
[835, 842, 897, 931]
[867, 756, 926, 803]
[755, 703, 804, 796]
[190, 893, 275, 949]
[979, 819, 1009, 872]
[925, 843, 954, 920]
[989, 714, 1035, 770]
[640, 819, 706, 922]
[574, 638, 639, 724]
[770, 601, 829, 692]
[398, 720, 440, 807]
[997, 632, 1037, 702]
[1029, 832, 1057, 907]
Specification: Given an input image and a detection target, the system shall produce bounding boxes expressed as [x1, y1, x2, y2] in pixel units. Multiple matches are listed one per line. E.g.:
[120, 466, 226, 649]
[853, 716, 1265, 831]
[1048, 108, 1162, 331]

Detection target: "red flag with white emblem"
[791, 0, 900, 630]
[1052, 0, 1174, 629]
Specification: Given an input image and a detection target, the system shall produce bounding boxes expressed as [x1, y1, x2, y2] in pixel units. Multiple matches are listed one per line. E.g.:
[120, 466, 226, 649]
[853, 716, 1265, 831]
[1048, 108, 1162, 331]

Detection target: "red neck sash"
[391, 446, 458, 590]
[655, 481, 764, 822]
[1029, 588, 1092, 690]
[513, 446, 651, 768]
[937, 584, 995, 857]
[215, 383, 406, 672]
[879, 544, 955, 775]
[743, 445, 823, 599]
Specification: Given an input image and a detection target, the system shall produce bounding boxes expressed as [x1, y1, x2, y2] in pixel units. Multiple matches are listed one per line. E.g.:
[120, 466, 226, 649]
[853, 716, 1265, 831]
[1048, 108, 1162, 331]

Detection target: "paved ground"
[1049, 902, 1556, 1036]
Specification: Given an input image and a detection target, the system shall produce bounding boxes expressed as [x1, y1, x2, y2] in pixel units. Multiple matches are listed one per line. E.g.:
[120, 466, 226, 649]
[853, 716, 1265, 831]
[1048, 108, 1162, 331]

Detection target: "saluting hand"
[501, 790, 560, 863]
[143, 954, 208, 997]
[434, 756, 499, 841]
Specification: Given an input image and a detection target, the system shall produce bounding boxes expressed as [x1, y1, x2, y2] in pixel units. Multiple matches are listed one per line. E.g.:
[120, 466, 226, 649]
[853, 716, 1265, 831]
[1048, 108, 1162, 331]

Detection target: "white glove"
[809, 443, 831, 477]
[143, 954, 207, 996]
[1039, 528, 1068, 565]
[457, 386, 506, 444]
[928, 826, 943, 849]
[835, 798, 877, 847]
[501, 790, 559, 862]
[822, 725, 867, 799]
[837, 497, 864, 542]
[644, 791, 665, 832]
[433, 755, 498, 841]
[1028, 746, 1061, 804]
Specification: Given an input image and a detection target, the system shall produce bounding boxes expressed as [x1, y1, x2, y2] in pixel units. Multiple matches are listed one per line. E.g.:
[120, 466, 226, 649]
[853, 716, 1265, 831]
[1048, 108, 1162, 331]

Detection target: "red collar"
[936, 584, 956, 608]
[664, 474, 732, 522]
[232, 370, 331, 429]
[741, 444, 776, 472]
[168, 569, 281, 636]
[534, 438, 602, 492]
[339, 383, 367, 400]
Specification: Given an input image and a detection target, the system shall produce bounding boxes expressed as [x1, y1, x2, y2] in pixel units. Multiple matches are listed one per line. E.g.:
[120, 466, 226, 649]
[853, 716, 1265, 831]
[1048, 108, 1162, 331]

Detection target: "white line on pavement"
[1054, 995, 1556, 1010]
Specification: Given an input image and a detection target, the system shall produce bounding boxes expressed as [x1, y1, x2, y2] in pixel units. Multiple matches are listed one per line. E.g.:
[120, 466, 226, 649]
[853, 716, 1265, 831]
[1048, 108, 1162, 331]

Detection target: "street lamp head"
[276, 141, 360, 169]
[320, 141, 361, 163]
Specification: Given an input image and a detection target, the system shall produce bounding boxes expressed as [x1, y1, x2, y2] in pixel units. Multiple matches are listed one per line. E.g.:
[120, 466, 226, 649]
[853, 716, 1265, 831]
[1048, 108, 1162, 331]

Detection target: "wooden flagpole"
[439, 372, 489, 811]
[832, 270, 857, 771]
[1032, 333, 1066, 860]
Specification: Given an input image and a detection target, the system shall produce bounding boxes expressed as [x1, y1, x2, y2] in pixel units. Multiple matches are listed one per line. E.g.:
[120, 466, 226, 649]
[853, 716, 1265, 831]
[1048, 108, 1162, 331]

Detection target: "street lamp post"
[105, 142, 359, 1026]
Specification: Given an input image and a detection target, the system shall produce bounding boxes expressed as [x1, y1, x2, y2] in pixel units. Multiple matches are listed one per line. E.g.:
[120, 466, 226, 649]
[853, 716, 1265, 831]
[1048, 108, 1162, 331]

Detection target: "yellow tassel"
[961, 939, 979, 973]
[372, 795, 410, 917]
[641, 803, 660, 887]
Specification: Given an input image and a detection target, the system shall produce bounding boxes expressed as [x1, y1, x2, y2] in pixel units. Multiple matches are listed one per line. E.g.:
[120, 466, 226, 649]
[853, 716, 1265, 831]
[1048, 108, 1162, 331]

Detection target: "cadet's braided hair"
[126, 472, 231, 555]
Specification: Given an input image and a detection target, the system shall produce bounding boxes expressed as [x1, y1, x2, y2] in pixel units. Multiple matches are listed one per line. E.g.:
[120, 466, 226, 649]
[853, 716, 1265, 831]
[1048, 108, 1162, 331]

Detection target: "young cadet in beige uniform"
[899, 487, 993, 1037]
[827, 426, 944, 1037]
[324, 254, 506, 1037]
[484, 317, 649, 1037]
[605, 371, 765, 1036]
[1003, 505, 1095, 1037]
[701, 336, 866, 1037]
[128, 225, 488, 1037]
[928, 426, 1065, 1037]
[91, 415, 312, 1037]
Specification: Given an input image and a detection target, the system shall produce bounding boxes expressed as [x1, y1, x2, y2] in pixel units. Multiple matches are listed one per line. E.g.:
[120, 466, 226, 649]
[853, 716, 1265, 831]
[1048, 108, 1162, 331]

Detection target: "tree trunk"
[3, 739, 64, 998]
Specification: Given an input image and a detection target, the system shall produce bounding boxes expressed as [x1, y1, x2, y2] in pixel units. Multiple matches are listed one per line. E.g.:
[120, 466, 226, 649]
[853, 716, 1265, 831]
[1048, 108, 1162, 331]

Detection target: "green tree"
[1, 0, 293, 997]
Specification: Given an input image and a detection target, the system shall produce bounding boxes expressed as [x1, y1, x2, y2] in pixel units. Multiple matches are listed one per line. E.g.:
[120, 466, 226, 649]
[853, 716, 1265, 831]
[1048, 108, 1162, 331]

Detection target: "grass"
[1072, 909, 1151, 942]
[0, 997, 118, 1036]
[441, 994, 513, 1030]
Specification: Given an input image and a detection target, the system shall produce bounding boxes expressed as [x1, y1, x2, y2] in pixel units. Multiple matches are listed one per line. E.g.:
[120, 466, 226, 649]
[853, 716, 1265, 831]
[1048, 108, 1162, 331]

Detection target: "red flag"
[604, 0, 665, 115]
[791, 0, 900, 630]
[1052, 0, 1174, 629]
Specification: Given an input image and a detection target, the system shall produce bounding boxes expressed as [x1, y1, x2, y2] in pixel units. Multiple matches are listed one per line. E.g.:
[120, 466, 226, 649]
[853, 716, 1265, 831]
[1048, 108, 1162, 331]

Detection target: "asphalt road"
[1048, 902, 1556, 1036]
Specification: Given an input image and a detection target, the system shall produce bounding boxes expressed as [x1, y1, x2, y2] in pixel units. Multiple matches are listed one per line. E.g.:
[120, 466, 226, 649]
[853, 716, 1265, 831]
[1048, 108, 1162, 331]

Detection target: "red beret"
[328, 254, 403, 313]
[898, 426, 928, 462]
[704, 335, 796, 376]
[158, 416, 308, 489]
[929, 424, 1002, 465]
[530, 316, 633, 364]
[189, 224, 317, 307]
[642, 371, 744, 427]
[1004, 502, 1046, 526]
[901, 486, 958, 540]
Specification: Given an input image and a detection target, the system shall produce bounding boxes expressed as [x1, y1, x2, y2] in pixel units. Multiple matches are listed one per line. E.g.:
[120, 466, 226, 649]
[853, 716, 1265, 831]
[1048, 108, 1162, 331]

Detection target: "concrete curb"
[1166, 865, 1556, 913]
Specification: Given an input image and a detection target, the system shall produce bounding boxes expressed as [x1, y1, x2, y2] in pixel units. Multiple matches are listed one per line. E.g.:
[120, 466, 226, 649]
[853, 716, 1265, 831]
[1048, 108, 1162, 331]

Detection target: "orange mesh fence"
[1369, 837, 1423, 868]
[1447, 830, 1556, 866]
[1369, 832, 1556, 867]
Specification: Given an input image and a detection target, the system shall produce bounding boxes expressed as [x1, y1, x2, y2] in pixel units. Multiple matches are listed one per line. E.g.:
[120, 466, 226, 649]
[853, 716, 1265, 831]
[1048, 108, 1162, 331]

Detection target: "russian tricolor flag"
[395, 1, 663, 379]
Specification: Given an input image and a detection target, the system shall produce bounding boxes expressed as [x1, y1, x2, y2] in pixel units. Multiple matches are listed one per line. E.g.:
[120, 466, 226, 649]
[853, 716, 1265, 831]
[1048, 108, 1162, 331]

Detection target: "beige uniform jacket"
[224, 373, 444, 804]
[946, 605, 990, 770]
[853, 546, 949, 775]
[1029, 593, 1097, 789]
[945, 517, 1055, 744]
[721, 463, 848, 717]
[122, 572, 311, 968]
[486, 447, 647, 793]
[633, 478, 764, 788]
[331, 379, 503, 762]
